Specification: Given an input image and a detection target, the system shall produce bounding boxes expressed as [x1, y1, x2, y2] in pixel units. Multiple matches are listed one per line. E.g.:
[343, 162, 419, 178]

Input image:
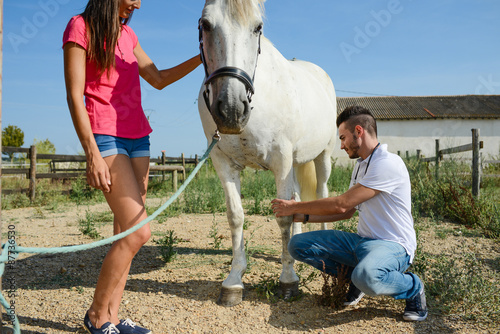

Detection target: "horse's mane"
[226, 0, 266, 24]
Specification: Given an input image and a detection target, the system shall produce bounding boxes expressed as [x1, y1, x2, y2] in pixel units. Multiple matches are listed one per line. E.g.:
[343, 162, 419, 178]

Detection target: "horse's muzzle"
[211, 97, 250, 134]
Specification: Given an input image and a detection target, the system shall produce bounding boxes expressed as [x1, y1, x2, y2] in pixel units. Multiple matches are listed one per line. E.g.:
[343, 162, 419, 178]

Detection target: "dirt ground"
[1, 198, 499, 334]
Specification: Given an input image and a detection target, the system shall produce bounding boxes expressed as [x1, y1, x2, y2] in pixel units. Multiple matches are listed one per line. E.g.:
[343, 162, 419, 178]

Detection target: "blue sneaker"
[344, 282, 365, 306]
[116, 319, 152, 334]
[403, 286, 428, 321]
[84, 312, 120, 334]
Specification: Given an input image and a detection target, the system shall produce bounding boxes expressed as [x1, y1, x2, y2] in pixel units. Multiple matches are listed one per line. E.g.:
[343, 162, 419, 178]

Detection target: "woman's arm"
[134, 41, 202, 90]
[63, 42, 111, 192]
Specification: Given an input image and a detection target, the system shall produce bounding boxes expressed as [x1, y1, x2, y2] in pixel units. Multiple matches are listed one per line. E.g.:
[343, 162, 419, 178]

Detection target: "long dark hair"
[81, 0, 132, 75]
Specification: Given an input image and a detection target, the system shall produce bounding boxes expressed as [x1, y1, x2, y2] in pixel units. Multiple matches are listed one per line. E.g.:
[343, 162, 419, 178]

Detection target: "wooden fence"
[416, 128, 488, 197]
[1, 146, 198, 200]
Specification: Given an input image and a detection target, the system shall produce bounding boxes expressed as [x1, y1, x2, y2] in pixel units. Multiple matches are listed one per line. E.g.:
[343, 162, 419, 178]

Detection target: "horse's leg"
[314, 150, 333, 230]
[274, 161, 300, 299]
[291, 167, 302, 235]
[211, 152, 246, 307]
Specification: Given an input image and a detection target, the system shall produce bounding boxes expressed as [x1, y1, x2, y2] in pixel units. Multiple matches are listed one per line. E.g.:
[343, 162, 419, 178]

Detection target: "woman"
[63, 1, 201, 333]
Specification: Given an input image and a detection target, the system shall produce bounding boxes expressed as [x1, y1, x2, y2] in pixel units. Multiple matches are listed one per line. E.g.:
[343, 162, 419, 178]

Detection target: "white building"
[334, 95, 500, 165]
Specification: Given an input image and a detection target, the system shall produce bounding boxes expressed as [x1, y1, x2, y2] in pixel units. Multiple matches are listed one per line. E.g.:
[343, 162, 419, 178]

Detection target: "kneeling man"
[271, 106, 427, 321]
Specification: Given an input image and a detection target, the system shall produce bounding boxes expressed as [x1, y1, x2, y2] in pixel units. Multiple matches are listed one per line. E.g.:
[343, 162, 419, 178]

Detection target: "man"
[271, 106, 427, 321]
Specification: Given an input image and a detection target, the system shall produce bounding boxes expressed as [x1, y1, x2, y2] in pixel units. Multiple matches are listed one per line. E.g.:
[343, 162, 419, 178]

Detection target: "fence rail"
[418, 128, 488, 197]
[1, 146, 196, 200]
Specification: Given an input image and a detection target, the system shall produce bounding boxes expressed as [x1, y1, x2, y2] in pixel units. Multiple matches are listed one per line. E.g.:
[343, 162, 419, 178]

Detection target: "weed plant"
[209, 215, 223, 250]
[317, 262, 350, 309]
[244, 225, 263, 270]
[154, 230, 178, 263]
[77, 209, 112, 239]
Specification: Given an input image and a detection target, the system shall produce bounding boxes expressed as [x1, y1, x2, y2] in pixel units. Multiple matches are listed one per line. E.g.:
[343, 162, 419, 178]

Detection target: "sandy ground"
[1, 199, 499, 334]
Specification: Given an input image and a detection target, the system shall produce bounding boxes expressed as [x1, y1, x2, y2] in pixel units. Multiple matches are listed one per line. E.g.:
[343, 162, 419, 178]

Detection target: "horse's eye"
[201, 19, 212, 32]
[254, 23, 263, 34]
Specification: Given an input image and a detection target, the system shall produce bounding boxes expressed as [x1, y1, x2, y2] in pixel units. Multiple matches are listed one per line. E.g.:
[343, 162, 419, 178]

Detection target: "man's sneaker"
[344, 282, 365, 306]
[403, 286, 428, 321]
[116, 319, 152, 334]
[83, 312, 120, 334]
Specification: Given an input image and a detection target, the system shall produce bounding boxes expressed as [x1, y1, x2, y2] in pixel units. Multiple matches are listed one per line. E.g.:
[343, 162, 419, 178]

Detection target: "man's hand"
[271, 198, 297, 217]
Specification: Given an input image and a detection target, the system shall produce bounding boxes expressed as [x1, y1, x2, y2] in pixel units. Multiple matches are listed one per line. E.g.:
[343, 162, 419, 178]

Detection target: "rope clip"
[213, 130, 222, 142]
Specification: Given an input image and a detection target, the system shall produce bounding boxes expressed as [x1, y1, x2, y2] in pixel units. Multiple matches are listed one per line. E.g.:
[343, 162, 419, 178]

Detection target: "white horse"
[198, 0, 337, 306]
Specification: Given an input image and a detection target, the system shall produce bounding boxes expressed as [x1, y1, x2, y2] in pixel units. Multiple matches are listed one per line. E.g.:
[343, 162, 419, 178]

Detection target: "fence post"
[29, 145, 37, 201]
[471, 128, 480, 197]
[161, 150, 166, 181]
[434, 139, 440, 180]
[172, 170, 178, 192]
[181, 153, 186, 181]
[416, 149, 421, 160]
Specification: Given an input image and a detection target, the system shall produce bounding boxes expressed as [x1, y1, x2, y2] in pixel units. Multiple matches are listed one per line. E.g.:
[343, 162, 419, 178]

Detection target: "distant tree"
[34, 138, 56, 165]
[2, 125, 25, 162]
[34, 138, 56, 155]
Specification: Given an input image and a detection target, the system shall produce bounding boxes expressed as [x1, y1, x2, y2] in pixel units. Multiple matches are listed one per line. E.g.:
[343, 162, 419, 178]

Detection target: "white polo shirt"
[349, 144, 417, 262]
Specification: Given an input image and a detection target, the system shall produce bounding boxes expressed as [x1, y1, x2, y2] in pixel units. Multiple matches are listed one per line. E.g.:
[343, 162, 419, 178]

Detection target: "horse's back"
[287, 59, 336, 108]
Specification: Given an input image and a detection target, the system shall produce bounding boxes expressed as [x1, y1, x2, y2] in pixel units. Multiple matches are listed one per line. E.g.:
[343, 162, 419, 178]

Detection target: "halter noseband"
[198, 18, 261, 114]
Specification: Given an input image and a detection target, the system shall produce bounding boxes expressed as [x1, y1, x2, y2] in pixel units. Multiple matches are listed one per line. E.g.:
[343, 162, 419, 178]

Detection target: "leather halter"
[198, 19, 261, 114]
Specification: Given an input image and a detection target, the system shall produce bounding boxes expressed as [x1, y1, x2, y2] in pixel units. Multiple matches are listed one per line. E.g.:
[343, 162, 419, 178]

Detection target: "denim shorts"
[94, 134, 150, 158]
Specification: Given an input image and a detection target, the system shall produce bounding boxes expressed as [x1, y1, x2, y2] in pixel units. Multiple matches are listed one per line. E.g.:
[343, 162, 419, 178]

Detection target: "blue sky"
[2, 0, 499, 157]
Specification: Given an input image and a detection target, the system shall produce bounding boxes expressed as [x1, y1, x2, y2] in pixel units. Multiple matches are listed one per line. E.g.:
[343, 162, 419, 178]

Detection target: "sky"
[2, 0, 500, 158]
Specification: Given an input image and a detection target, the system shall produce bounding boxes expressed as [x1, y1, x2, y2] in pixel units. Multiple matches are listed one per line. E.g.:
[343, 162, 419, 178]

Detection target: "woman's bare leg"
[107, 157, 150, 324]
[87, 155, 151, 328]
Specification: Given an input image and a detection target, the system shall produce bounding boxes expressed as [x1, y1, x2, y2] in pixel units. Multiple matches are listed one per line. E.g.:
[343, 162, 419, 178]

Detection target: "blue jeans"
[288, 230, 422, 300]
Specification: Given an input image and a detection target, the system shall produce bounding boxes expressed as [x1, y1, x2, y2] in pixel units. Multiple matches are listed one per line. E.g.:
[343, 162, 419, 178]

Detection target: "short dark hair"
[336, 105, 377, 137]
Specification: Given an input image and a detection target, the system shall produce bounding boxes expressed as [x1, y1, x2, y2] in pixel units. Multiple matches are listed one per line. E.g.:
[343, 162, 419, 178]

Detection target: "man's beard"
[348, 134, 360, 159]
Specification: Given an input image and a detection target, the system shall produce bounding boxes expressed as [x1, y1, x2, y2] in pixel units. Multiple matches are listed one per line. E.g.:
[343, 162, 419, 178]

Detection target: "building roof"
[336, 95, 500, 120]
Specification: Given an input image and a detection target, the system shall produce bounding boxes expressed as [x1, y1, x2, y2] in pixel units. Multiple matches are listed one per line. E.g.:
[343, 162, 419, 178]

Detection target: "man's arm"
[271, 183, 380, 217]
[293, 208, 357, 223]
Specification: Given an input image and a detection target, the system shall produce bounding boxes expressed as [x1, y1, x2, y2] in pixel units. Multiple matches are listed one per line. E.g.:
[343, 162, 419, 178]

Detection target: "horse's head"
[200, 0, 265, 134]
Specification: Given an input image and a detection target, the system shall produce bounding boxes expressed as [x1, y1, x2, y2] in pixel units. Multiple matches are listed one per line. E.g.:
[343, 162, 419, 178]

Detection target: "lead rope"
[0, 134, 221, 334]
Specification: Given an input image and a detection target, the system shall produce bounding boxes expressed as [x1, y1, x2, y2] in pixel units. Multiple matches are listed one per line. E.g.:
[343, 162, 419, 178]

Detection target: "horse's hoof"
[217, 287, 243, 307]
[277, 281, 300, 300]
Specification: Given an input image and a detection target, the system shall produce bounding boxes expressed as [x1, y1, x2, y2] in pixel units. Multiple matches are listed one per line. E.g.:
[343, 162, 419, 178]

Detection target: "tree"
[34, 138, 56, 165]
[2, 125, 25, 162]
[34, 138, 56, 155]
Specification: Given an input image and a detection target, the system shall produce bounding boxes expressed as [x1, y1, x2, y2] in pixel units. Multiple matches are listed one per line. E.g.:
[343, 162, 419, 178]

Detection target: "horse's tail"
[296, 161, 317, 202]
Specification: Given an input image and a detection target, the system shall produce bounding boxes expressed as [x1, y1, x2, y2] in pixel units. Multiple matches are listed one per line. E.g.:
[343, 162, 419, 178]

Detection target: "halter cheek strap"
[198, 18, 261, 112]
